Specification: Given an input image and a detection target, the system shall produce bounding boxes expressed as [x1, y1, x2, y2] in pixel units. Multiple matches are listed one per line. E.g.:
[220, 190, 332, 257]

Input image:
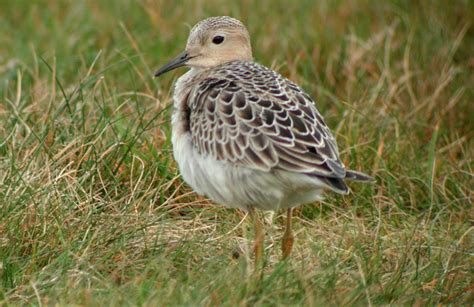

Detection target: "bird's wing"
[187, 63, 347, 183]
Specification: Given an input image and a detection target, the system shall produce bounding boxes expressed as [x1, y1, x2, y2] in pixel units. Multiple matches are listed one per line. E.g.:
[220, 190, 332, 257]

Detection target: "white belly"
[171, 115, 326, 211]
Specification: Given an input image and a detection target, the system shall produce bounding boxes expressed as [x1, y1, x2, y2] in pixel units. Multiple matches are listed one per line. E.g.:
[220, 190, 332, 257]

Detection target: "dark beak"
[154, 51, 191, 78]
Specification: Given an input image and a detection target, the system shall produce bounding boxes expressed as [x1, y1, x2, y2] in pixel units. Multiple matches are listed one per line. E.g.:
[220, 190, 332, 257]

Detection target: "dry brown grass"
[0, 0, 472, 305]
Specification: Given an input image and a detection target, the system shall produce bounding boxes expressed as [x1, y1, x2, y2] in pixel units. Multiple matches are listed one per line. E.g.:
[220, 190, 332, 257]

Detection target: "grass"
[0, 0, 473, 305]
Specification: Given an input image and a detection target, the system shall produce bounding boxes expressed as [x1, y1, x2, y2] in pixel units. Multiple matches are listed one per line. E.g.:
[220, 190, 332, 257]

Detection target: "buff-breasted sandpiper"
[154, 16, 373, 263]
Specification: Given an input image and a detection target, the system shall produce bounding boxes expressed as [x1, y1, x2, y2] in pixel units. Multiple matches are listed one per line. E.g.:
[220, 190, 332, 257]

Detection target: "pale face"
[154, 17, 253, 77]
[184, 28, 253, 68]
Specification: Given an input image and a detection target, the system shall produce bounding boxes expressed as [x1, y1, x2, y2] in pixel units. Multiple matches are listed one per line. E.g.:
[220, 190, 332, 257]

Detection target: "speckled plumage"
[188, 61, 346, 184]
[159, 16, 372, 212]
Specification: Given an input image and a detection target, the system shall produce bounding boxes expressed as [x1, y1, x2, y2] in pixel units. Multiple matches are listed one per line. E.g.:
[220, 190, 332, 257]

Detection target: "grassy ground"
[1, 0, 473, 305]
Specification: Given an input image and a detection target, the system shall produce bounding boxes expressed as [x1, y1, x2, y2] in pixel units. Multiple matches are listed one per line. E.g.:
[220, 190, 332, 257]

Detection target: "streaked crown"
[187, 16, 249, 46]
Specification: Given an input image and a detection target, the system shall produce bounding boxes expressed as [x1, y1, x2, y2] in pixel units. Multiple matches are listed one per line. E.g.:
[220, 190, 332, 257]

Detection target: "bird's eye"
[212, 35, 225, 44]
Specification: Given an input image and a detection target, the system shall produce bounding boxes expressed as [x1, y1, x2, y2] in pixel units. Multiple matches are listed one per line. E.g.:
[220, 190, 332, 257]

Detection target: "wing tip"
[307, 173, 350, 194]
[345, 170, 375, 182]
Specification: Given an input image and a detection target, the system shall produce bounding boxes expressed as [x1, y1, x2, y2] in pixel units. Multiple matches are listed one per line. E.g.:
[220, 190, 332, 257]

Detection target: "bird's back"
[177, 60, 364, 194]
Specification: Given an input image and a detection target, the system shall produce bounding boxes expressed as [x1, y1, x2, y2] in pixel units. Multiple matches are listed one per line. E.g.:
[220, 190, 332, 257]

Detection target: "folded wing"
[187, 62, 348, 192]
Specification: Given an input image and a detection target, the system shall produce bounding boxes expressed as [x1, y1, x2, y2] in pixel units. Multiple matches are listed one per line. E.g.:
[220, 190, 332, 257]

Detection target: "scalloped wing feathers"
[185, 61, 352, 192]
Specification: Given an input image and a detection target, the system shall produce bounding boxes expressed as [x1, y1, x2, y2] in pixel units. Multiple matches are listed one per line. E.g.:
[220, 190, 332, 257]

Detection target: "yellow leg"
[248, 207, 264, 267]
[281, 208, 294, 260]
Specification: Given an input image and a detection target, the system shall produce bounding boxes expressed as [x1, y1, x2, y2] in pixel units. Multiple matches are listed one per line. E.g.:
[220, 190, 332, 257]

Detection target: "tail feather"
[306, 170, 374, 195]
[345, 170, 375, 182]
[321, 176, 349, 194]
[307, 174, 350, 194]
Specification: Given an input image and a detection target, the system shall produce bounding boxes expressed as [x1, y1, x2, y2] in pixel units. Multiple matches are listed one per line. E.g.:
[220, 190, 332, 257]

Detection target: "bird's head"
[154, 16, 253, 77]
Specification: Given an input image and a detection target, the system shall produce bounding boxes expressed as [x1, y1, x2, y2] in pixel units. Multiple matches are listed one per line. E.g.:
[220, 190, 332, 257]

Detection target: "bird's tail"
[345, 170, 375, 182]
